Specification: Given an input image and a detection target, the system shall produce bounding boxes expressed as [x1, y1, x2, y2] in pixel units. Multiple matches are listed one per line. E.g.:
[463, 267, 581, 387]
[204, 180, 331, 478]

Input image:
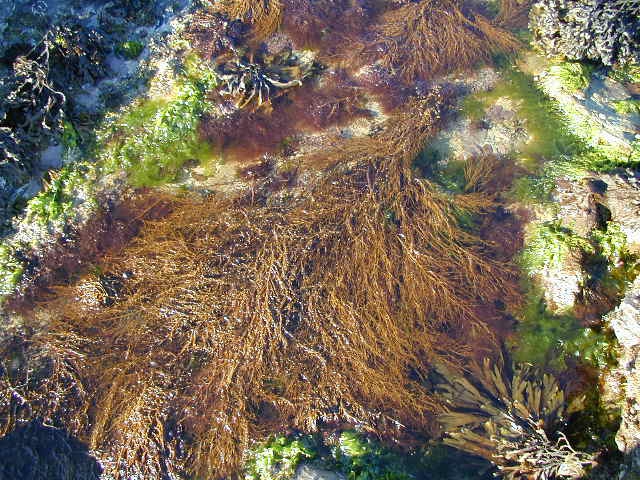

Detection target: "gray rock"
[40, 144, 64, 170]
[293, 464, 346, 480]
[608, 278, 640, 349]
[599, 172, 640, 250]
[607, 277, 640, 472]
[539, 250, 584, 312]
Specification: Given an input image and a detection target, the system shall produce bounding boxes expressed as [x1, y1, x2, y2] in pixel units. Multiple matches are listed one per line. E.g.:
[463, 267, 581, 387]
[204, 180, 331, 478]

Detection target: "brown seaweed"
[6, 87, 520, 479]
[218, 0, 283, 42]
[366, 0, 521, 83]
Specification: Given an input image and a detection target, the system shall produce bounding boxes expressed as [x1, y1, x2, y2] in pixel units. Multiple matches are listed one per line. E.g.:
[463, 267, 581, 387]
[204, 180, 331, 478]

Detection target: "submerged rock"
[598, 172, 640, 251]
[0, 420, 102, 480]
[293, 464, 346, 480]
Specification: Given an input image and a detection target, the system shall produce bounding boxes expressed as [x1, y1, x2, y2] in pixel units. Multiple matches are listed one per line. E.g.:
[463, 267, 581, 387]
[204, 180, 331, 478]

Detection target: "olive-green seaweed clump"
[25, 163, 97, 226]
[439, 356, 593, 479]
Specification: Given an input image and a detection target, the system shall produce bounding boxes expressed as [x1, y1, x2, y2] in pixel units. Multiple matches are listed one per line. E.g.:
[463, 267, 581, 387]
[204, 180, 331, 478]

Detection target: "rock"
[293, 464, 346, 480]
[608, 277, 640, 349]
[553, 178, 603, 238]
[537, 66, 640, 150]
[607, 276, 640, 472]
[599, 172, 640, 251]
[540, 250, 584, 312]
[429, 95, 529, 163]
[40, 144, 64, 170]
[0, 420, 102, 480]
[601, 169, 640, 471]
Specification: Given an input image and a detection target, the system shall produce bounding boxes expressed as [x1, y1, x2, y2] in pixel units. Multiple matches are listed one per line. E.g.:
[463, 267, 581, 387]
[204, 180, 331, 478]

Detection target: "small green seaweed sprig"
[330, 431, 413, 480]
[25, 162, 97, 226]
[244, 435, 316, 480]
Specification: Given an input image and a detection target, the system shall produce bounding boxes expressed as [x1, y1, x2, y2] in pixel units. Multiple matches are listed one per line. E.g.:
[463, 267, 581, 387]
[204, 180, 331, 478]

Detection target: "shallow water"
[2, 1, 633, 479]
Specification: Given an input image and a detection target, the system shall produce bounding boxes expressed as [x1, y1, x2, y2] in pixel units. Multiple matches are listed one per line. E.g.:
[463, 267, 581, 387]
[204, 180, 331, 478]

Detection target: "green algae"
[460, 66, 639, 202]
[459, 95, 486, 122]
[25, 163, 96, 226]
[243, 432, 413, 480]
[243, 432, 491, 480]
[244, 435, 316, 480]
[607, 63, 640, 84]
[61, 120, 81, 150]
[0, 244, 24, 298]
[471, 68, 582, 162]
[510, 285, 617, 370]
[331, 431, 412, 480]
[611, 99, 640, 116]
[99, 55, 217, 186]
[546, 62, 594, 93]
[513, 221, 638, 370]
[519, 221, 593, 274]
[585, 222, 640, 314]
[116, 40, 145, 59]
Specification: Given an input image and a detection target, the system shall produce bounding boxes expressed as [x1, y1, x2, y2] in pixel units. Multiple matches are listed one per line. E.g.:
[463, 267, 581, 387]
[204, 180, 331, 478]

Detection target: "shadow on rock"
[0, 420, 101, 480]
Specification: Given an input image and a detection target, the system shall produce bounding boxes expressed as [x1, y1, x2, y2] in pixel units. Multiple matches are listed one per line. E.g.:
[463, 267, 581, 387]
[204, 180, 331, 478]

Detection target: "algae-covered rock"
[598, 172, 640, 251]
[530, 0, 640, 66]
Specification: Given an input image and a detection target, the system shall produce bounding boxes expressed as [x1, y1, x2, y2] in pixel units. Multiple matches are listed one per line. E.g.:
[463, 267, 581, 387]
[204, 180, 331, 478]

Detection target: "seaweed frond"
[439, 355, 593, 479]
[218, 0, 282, 42]
[494, 0, 533, 30]
[369, 0, 520, 83]
[20, 88, 518, 479]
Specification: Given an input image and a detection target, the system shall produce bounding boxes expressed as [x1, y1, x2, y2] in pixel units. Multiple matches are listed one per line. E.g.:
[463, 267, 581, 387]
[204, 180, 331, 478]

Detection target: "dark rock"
[0, 420, 102, 480]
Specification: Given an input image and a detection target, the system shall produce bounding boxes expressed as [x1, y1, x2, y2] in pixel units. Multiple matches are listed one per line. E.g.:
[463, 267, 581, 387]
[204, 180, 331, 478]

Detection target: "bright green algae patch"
[611, 99, 640, 116]
[243, 432, 489, 480]
[244, 436, 316, 480]
[116, 40, 145, 59]
[545, 62, 595, 93]
[0, 244, 24, 297]
[26, 163, 97, 226]
[99, 56, 217, 186]
[513, 220, 639, 369]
